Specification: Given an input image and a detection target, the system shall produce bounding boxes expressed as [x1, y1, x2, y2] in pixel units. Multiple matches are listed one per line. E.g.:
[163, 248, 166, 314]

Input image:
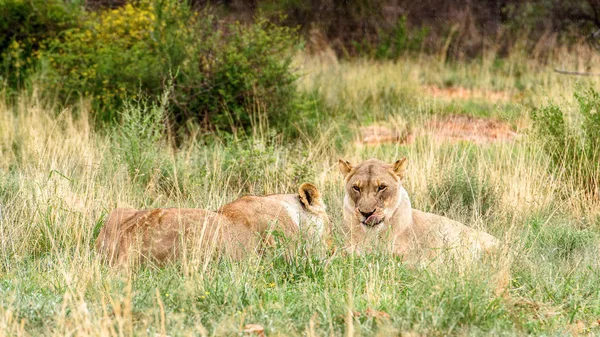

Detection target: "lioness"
[339, 158, 498, 262]
[96, 183, 329, 265]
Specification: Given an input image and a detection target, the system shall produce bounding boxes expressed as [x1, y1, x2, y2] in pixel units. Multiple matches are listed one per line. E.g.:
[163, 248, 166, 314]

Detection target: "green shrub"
[538, 225, 597, 260]
[44, 1, 304, 136]
[172, 17, 301, 134]
[427, 156, 497, 220]
[523, 216, 597, 260]
[352, 16, 428, 60]
[532, 87, 600, 196]
[220, 135, 315, 194]
[0, 0, 80, 88]
[109, 91, 203, 200]
[44, 1, 187, 122]
[110, 93, 168, 189]
[575, 88, 600, 155]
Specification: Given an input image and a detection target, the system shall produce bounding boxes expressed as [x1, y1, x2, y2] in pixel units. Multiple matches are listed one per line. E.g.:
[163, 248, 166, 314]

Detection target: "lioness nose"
[360, 210, 375, 218]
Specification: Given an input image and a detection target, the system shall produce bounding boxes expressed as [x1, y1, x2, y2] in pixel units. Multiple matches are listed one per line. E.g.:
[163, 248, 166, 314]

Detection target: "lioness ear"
[298, 183, 322, 208]
[392, 157, 408, 179]
[338, 159, 353, 177]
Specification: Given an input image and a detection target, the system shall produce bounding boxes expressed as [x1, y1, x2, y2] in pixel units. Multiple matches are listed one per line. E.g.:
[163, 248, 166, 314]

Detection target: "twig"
[554, 68, 600, 76]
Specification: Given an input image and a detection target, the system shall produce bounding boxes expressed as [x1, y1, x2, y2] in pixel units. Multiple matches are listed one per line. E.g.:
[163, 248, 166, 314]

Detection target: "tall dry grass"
[0, 50, 599, 335]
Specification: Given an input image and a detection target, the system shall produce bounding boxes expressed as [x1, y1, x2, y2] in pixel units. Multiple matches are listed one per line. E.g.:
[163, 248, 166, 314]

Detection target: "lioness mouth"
[362, 214, 384, 227]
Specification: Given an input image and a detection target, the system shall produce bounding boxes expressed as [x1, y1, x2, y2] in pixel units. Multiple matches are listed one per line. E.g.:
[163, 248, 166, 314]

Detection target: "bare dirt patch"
[423, 85, 514, 103]
[357, 115, 518, 146]
[425, 115, 518, 144]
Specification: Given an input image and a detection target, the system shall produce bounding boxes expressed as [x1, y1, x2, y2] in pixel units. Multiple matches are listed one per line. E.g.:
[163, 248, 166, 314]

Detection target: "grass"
[1, 51, 600, 336]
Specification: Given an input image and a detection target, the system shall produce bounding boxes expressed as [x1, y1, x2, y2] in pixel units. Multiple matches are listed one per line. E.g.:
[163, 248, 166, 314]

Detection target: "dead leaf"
[243, 324, 266, 337]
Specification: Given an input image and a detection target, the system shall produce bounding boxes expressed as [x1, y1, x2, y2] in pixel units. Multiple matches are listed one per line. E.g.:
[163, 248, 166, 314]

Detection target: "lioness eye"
[352, 186, 360, 192]
[378, 185, 387, 192]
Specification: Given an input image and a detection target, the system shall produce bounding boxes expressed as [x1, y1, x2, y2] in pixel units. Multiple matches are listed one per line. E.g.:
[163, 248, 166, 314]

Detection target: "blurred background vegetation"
[4, 0, 600, 134]
[1, 0, 599, 195]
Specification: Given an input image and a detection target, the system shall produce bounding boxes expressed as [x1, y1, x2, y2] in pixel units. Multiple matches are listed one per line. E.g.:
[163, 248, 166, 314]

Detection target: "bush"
[171, 17, 301, 135]
[427, 155, 497, 220]
[352, 16, 429, 60]
[111, 96, 167, 184]
[532, 87, 600, 197]
[44, 1, 303, 136]
[0, 0, 80, 88]
[44, 1, 189, 123]
[524, 217, 597, 260]
[109, 92, 207, 200]
[108, 89, 177, 198]
[220, 135, 315, 194]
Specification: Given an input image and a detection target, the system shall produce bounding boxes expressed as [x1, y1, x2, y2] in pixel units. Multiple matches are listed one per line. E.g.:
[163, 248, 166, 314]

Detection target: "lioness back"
[96, 208, 228, 265]
[96, 183, 328, 266]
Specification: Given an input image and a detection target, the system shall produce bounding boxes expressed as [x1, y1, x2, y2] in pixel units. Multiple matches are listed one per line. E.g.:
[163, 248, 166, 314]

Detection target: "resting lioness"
[96, 183, 329, 265]
[339, 158, 498, 262]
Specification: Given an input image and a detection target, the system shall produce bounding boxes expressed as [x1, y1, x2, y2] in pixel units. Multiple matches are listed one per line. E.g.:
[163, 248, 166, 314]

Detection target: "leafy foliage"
[0, 0, 80, 87]
[44, 1, 192, 123]
[352, 16, 429, 60]
[110, 94, 168, 187]
[532, 87, 600, 196]
[427, 156, 497, 220]
[43, 1, 303, 136]
[220, 135, 316, 194]
[170, 17, 301, 134]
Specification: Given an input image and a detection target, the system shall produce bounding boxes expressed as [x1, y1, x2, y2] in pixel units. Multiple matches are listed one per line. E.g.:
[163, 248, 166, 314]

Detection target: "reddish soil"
[358, 115, 518, 146]
[423, 85, 513, 103]
[425, 115, 518, 144]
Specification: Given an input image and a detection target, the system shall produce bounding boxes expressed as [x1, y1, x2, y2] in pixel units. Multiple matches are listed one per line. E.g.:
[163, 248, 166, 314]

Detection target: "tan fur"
[339, 158, 499, 262]
[96, 183, 329, 265]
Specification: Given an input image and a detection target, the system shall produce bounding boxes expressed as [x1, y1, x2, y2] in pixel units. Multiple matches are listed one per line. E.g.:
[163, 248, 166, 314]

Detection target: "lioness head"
[339, 158, 408, 229]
